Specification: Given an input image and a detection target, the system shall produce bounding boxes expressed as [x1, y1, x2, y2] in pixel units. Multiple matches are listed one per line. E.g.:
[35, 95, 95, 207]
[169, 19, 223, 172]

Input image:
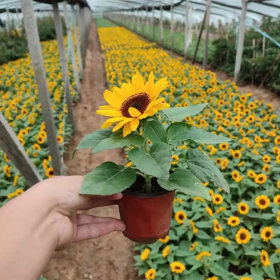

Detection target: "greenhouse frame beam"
[0, 112, 43, 186]
[234, 0, 248, 84]
[19, 0, 62, 176]
[63, 2, 81, 94]
[203, 0, 211, 70]
[52, 0, 75, 129]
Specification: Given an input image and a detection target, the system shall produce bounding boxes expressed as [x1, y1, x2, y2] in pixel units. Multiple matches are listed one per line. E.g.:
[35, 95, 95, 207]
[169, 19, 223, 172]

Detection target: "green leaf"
[245, 251, 260, 257]
[158, 169, 211, 200]
[80, 162, 136, 195]
[144, 117, 167, 143]
[162, 103, 208, 121]
[73, 128, 112, 157]
[128, 143, 172, 179]
[262, 264, 276, 279]
[167, 123, 231, 144]
[196, 231, 211, 239]
[186, 149, 230, 193]
[271, 238, 280, 247]
[174, 249, 191, 257]
[93, 133, 144, 153]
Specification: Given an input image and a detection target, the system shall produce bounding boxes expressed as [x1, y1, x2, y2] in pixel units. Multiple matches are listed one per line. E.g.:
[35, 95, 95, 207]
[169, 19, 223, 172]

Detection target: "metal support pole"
[63, 2, 81, 94]
[146, 6, 149, 38]
[234, 0, 248, 84]
[170, 0, 174, 52]
[203, 0, 212, 69]
[52, 0, 75, 128]
[184, 0, 190, 59]
[0, 112, 43, 186]
[137, 9, 140, 33]
[19, 0, 62, 175]
[6, 6, 10, 30]
[160, 0, 163, 45]
[152, 6, 155, 41]
[192, 10, 207, 64]
[73, 5, 83, 74]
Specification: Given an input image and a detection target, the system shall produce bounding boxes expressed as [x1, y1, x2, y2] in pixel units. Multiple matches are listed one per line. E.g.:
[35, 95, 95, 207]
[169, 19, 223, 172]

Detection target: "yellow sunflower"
[235, 228, 251, 244]
[273, 194, 280, 205]
[255, 174, 267, 184]
[260, 227, 273, 242]
[238, 202, 249, 215]
[162, 245, 170, 258]
[212, 194, 223, 205]
[174, 210, 187, 224]
[170, 261, 186, 274]
[219, 142, 229, 151]
[45, 167, 55, 178]
[260, 250, 270, 267]
[240, 277, 252, 280]
[145, 268, 156, 280]
[158, 235, 169, 243]
[190, 241, 199, 251]
[97, 72, 169, 137]
[196, 251, 211, 261]
[255, 195, 270, 210]
[140, 248, 150, 261]
[228, 216, 240, 227]
[205, 207, 213, 216]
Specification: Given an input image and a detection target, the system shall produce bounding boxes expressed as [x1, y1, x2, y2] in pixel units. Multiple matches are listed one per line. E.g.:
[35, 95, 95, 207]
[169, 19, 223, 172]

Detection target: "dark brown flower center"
[232, 220, 236, 224]
[241, 206, 245, 211]
[260, 199, 266, 205]
[49, 170, 54, 176]
[265, 231, 271, 238]
[215, 198, 220, 202]
[240, 233, 247, 240]
[179, 214, 184, 220]
[121, 93, 150, 118]
[258, 177, 264, 182]
[175, 266, 181, 270]
[262, 255, 266, 261]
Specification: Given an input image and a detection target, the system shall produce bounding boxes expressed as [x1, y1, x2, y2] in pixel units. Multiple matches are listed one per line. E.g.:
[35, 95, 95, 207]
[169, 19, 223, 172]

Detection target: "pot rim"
[122, 188, 174, 198]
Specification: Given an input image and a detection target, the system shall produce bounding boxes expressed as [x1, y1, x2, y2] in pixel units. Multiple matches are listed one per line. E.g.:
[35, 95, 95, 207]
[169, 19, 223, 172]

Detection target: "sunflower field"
[98, 24, 280, 280]
[0, 37, 78, 206]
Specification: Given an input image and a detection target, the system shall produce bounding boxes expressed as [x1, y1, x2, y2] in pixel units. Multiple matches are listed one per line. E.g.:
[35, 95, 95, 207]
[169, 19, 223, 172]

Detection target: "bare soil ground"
[43, 22, 138, 280]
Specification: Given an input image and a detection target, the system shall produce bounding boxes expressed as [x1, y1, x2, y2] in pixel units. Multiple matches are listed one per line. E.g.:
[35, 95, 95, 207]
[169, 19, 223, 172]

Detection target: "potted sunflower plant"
[74, 72, 231, 244]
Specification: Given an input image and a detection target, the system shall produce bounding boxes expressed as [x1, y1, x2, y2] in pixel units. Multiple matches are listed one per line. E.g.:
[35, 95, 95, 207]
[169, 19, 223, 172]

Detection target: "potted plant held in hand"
[74, 72, 231, 244]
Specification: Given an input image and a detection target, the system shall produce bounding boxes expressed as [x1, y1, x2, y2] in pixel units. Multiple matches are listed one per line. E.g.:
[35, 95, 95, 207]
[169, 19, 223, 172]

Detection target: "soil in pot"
[118, 175, 175, 244]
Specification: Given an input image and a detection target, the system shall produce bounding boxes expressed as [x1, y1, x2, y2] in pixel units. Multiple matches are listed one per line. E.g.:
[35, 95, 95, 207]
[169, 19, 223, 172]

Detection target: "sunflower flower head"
[170, 261, 186, 274]
[97, 72, 170, 137]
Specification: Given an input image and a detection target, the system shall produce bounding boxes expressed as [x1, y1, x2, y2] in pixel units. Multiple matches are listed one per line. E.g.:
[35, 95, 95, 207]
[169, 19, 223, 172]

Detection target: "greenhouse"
[0, 0, 280, 279]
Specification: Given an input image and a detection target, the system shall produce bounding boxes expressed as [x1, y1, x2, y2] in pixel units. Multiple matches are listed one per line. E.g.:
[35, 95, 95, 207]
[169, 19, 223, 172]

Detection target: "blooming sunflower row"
[0, 36, 78, 206]
[97, 24, 280, 280]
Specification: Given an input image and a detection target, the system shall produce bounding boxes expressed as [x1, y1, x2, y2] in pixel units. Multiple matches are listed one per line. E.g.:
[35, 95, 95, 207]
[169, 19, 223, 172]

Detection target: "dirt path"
[43, 22, 138, 280]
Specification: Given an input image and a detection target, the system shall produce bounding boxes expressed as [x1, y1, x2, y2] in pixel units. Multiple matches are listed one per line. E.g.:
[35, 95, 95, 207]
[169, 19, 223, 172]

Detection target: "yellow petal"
[128, 107, 141, 118]
[112, 118, 133, 132]
[150, 78, 168, 100]
[130, 118, 140, 131]
[99, 105, 116, 110]
[146, 108, 158, 117]
[101, 122, 114, 129]
[153, 103, 170, 111]
[104, 90, 122, 109]
[144, 71, 155, 96]
[120, 82, 133, 99]
[131, 71, 145, 94]
[139, 113, 148, 120]
[101, 117, 126, 129]
[145, 98, 166, 112]
[123, 123, 132, 137]
[96, 110, 122, 117]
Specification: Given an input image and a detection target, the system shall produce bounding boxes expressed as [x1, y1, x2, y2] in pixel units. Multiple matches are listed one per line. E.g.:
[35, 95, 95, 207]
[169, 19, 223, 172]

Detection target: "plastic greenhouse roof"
[88, 0, 280, 23]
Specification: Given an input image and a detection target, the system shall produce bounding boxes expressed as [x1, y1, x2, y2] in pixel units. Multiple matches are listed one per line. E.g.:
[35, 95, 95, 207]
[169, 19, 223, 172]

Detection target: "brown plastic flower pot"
[118, 176, 175, 244]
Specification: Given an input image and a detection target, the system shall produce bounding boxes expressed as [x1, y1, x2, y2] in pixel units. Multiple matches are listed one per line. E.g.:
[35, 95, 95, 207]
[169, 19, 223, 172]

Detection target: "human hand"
[38, 176, 125, 250]
[0, 176, 125, 280]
